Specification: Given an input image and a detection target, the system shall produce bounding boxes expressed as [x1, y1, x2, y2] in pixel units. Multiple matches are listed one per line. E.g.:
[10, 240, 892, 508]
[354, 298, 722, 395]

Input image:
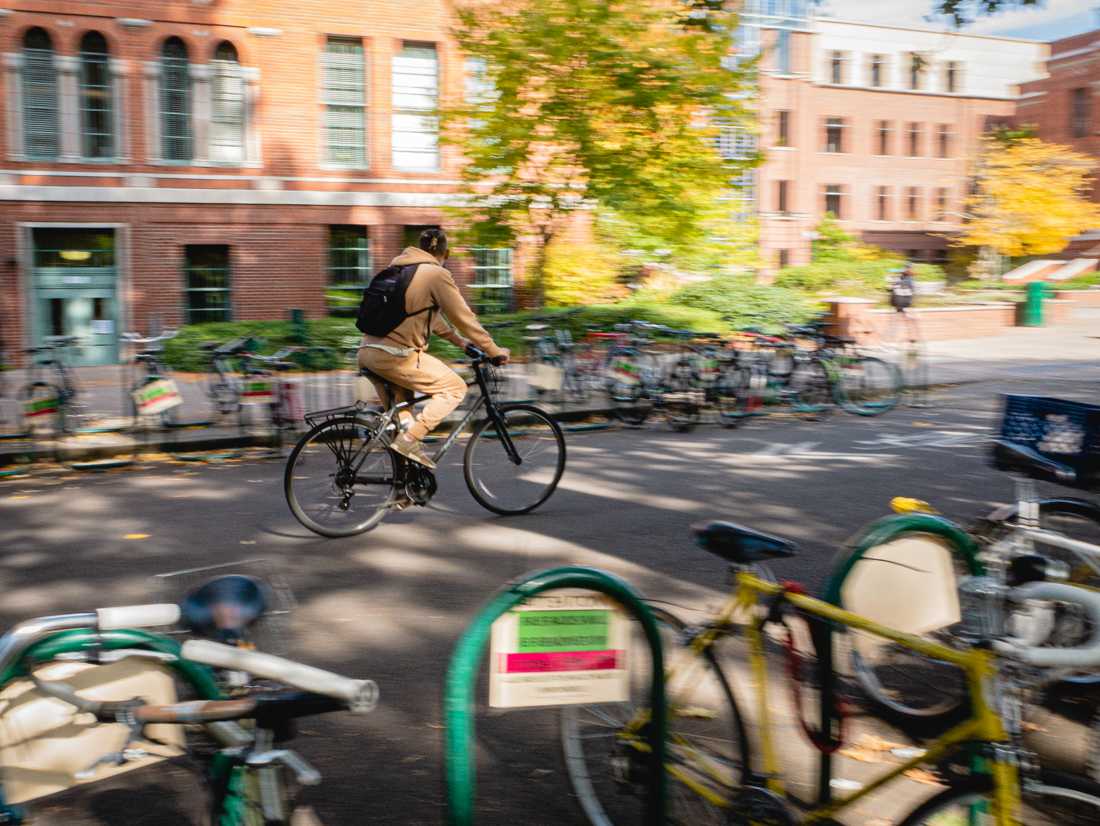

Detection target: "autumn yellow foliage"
[542, 240, 627, 307]
[960, 137, 1100, 257]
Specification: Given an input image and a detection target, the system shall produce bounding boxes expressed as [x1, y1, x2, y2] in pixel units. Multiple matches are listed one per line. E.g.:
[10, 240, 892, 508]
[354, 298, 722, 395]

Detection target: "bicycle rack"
[444, 565, 668, 826]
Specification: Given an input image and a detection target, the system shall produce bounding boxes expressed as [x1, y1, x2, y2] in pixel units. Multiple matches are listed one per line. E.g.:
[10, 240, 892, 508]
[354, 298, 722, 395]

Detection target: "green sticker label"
[517, 610, 610, 653]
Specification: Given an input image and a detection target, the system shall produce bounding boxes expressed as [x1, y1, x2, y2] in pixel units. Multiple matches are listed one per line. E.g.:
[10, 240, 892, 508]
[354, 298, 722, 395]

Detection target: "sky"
[819, 0, 1098, 41]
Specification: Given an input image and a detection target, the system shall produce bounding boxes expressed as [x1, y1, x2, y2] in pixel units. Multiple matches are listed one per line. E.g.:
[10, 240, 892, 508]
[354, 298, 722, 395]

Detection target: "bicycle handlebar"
[121, 330, 179, 346]
[181, 639, 378, 712]
[463, 343, 508, 366]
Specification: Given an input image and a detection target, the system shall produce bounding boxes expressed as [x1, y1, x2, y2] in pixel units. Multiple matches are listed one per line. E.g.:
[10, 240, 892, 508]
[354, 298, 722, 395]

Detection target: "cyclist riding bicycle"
[357, 228, 510, 470]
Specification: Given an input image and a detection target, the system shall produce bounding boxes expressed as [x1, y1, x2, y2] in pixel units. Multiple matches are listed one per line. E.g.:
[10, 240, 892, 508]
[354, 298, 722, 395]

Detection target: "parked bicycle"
[0, 575, 376, 825]
[561, 521, 1100, 824]
[825, 394, 1100, 736]
[284, 344, 566, 537]
[18, 336, 86, 439]
[121, 330, 183, 428]
[0, 342, 25, 439]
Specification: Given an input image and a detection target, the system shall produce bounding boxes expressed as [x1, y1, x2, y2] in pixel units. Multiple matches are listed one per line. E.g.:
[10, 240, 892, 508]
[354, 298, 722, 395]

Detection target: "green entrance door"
[31, 228, 119, 366]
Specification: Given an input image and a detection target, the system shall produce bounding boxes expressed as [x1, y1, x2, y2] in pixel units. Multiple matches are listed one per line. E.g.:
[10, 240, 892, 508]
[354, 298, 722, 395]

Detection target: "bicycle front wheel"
[464, 404, 566, 515]
[284, 415, 398, 537]
[898, 769, 1100, 825]
[832, 356, 901, 416]
[561, 606, 748, 826]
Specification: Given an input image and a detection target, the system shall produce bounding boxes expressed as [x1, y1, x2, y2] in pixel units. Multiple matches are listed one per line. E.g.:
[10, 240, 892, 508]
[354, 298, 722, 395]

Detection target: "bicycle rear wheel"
[833, 356, 901, 416]
[284, 415, 398, 537]
[898, 769, 1100, 826]
[464, 404, 565, 515]
[561, 606, 748, 826]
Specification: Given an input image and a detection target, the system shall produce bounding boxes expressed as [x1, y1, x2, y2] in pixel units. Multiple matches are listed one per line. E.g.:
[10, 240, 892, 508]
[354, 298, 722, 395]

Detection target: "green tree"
[934, 1, 1040, 26]
[443, 0, 755, 292]
[959, 136, 1100, 259]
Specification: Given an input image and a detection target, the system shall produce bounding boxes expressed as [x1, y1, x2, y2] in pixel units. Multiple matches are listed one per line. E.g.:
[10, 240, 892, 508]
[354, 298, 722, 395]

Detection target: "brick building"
[735, 2, 1047, 271]
[1017, 27, 1100, 201]
[0, 0, 516, 365]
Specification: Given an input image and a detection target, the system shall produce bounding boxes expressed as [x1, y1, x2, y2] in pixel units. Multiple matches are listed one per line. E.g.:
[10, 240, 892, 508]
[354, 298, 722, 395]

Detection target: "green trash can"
[1020, 281, 1047, 327]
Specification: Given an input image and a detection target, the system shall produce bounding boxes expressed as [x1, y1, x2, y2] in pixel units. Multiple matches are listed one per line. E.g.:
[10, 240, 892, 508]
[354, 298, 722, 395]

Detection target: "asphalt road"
[2, 374, 1098, 825]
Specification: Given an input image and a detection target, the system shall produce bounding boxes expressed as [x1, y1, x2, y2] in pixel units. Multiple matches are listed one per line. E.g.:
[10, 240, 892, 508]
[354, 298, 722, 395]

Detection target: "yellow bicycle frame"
[621, 569, 1023, 824]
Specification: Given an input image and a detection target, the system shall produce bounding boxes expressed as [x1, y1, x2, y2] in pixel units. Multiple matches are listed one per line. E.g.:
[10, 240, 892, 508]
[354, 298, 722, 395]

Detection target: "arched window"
[211, 41, 244, 163]
[23, 28, 59, 159]
[80, 32, 113, 158]
[161, 37, 192, 161]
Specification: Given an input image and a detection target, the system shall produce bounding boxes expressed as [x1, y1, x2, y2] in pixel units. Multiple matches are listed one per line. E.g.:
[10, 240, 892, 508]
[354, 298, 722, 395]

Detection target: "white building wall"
[813, 19, 1048, 99]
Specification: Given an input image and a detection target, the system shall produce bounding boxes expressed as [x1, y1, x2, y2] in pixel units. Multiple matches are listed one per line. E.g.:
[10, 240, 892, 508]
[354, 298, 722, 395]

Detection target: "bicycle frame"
[369, 360, 522, 466]
[621, 569, 1022, 824]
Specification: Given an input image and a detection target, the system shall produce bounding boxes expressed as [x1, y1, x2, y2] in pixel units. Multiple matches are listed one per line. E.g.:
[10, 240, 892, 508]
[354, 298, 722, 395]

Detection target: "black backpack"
[355, 263, 432, 336]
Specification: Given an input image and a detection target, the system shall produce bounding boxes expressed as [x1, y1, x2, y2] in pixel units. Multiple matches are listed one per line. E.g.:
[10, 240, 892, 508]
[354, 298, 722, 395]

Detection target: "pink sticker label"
[505, 650, 623, 674]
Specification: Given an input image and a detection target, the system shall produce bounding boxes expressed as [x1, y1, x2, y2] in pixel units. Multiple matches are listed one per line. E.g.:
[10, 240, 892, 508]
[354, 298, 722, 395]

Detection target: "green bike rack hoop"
[444, 565, 668, 826]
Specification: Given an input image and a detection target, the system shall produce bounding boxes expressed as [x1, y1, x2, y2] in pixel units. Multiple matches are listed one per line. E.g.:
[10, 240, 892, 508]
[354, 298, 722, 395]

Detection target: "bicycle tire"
[832, 356, 901, 417]
[897, 768, 1100, 826]
[284, 415, 398, 537]
[789, 360, 833, 421]
[560, 605, 749, 826]
[463, 404, 566, 515]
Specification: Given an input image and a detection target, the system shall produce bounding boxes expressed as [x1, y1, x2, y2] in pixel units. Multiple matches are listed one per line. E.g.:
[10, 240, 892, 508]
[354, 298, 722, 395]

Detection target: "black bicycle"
[284, 345, 567, 537]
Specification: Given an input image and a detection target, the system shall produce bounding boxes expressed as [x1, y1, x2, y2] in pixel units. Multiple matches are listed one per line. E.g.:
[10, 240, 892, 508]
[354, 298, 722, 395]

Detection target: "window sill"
[770, 145, 796, 151]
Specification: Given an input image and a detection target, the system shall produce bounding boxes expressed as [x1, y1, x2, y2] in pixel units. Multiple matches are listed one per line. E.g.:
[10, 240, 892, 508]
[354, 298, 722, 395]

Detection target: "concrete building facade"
[738, 2, 1047, 271]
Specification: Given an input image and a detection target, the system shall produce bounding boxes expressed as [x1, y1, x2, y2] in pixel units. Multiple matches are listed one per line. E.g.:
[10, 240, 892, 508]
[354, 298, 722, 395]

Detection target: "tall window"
[778, 249, 790, 268]
[824, 117, 845, 153]
[936, 124, 951, 158]
[774, 30, 791, 74]
[1072, 88, 1091, 138]
[829, 50, 846, 84]
[906, 186, 920, 220]
[876, 186, 890, 221]
[908, 52, 925, 90]
[79, 32, 112, 159]
[934, 187, 948, 221]
[869, 54, 886, 87]
[23, 28, 59, 160]
[876, 120, 892, 155]
[183, 245, 231, 323]
[718, 125, 755, 160]
[776, 110, 790, 147]
[470, 248, 513, 315]
[907, 122, 921, 157]
[211, 41, 244, 164]
[161, 37, 192, 161]
[945, 61, 961, 93]
[776, 180, 789, 213]
[327, 226, 371, 316]
[824, 184, 843, 218]
[392, 43, 440, 171]
[322, 37, 366, 166]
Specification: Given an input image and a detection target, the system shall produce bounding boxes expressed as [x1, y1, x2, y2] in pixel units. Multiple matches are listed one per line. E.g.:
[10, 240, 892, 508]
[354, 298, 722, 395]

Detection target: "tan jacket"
[362, 247, 504, 358]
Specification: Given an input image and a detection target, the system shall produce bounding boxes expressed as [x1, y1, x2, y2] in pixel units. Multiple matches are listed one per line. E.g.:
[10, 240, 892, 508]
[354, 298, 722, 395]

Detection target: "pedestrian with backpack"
[356, 228, 510, 470]
[885, 262, 921, 344]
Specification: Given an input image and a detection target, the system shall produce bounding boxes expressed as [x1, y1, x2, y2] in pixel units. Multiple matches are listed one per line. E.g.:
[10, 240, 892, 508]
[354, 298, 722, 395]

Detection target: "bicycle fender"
[822, 513, 983, 606]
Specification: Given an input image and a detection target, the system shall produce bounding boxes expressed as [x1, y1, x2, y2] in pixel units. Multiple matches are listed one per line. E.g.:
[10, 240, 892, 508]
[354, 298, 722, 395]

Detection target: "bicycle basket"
[992, 395, 1100, 489]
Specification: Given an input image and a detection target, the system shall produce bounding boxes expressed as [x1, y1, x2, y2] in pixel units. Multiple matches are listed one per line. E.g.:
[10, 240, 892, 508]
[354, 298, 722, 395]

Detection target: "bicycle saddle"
[691, 521, 797, 565]
[181, 575, 269, 643]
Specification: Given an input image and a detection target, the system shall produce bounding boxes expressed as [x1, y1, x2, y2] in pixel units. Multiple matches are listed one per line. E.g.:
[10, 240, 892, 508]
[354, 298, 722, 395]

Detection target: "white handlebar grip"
[181, 640, 378, 713]
[97, 604, 181, 630]
[1006, 582, 1100, 668]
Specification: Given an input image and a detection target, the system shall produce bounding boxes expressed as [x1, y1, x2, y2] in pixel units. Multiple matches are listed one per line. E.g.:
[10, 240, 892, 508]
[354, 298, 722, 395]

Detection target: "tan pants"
[357, 348, 467, 441]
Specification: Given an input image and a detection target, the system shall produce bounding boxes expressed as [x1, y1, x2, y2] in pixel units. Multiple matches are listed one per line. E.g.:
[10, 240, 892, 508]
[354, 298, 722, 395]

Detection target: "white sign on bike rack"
[529, 363, 564, 391]
[240, 378, 275, 405]
[489, 591, 630, 709]
[132, 379, 182, 417]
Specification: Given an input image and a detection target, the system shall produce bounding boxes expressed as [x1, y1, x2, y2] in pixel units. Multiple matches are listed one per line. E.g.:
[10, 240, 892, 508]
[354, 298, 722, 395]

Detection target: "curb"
[0, 403, 618, 467]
